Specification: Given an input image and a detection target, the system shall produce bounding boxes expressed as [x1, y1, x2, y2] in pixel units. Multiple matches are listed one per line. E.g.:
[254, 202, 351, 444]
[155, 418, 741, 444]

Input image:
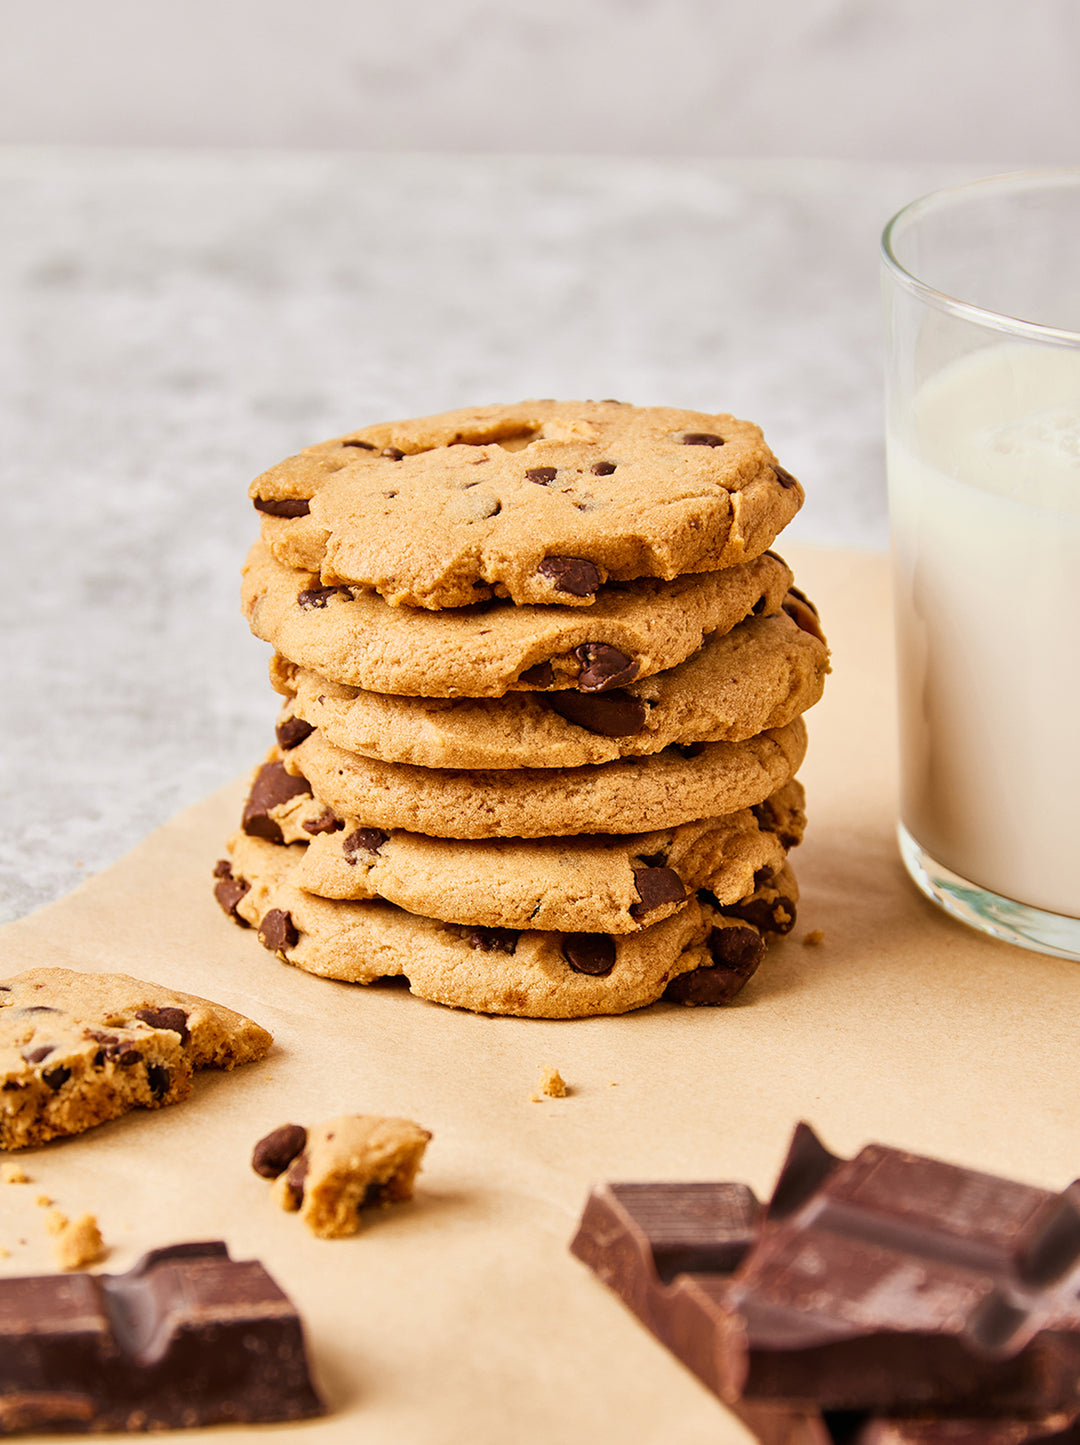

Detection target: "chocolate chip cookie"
[218, 833, 796, 1018]
[277, 718, 806, 839]
[237, 759, 805, 933]
[0, 970, 272, 1149]
[273, 606, 828, 770]
[244, 540, 793, 698]
[250, 400, 803, 609]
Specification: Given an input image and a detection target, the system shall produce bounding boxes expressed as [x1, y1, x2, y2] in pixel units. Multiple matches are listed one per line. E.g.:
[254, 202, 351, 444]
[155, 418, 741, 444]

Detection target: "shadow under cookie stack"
[214, 401, 829, 1018]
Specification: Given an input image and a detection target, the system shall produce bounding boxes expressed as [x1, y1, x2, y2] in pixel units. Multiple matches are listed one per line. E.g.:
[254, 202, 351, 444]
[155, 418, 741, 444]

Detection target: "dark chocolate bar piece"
[571, 1124, 1080, 1430]
[0, 1241, 324, 1434]
[725, 1123, 1080, 1410]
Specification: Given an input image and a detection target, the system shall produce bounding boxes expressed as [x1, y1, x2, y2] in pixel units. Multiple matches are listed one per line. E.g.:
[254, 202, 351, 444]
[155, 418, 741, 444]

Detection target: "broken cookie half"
[252, 1115, 431, 1238]
[0, 968, 272, 1150]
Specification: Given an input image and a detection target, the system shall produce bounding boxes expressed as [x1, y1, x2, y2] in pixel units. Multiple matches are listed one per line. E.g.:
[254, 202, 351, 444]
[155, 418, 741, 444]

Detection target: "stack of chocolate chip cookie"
[214, 401, 828, 1018]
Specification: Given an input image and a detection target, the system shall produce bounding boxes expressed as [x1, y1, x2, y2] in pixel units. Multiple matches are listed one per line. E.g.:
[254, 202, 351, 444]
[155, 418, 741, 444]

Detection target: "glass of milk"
[882, 170, 1080, 959]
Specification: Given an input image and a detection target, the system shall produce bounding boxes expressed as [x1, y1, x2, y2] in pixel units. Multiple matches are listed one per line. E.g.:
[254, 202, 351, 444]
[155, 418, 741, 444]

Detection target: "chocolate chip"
[42, 1066, 72, 1091]
[466, 927, 519, 955]
[253, 496, 311, 518]
[297, 585, 350, 609]
[525, 466, 557, 484]
[591, 460, 616, 476]
[562, 934, 616, 976]
[212, 861, 251, 924]
[252, 1123, 308, 1179]
[538, 555, 601, 597]
[342, 438, 376, 450]
[343, 827, 389, 864]
[118, 1050, 143, 1066]
[709, 923, 766, 972]
[751, 799, 802, 851]
[135, 1007, 191, 1047]
[284, 1152, 309, 1207]
[381, 446, 404, 461]
[782, 587, 826, 644]
[681, 432, 725, 448]
[547, 689, 647, 737]
[146, 1063, 171, 1099]
[303, 809, 344, 836]
[242, 761, 313, 844]
[723, 893, 797, 937]
[574, 643, 640, 693]
[276, 715, 315, 750]
[259, 909, 299, 954]
[22, 1045, 55, 1064]
[753, 866, 777, 890]
[672, 741, 706, 759]
[663, 925, 764, 1005]
[629, 867, 687, 921]
[519, 661, 554, 688]
[774, 464, 799, 489]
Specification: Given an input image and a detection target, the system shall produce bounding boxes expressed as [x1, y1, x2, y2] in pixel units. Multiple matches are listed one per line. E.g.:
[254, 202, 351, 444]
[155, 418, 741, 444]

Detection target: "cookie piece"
[280, 717, 806, 839]
[0, 970, 272, 1150]
[253, 1115, 431, 1239]
[219, 832, 795, 1018]
[250, 400, 803, 609]
[245, 540, 792, 698]
[240, 760, 804, 932]
[276, 607, 827, 770]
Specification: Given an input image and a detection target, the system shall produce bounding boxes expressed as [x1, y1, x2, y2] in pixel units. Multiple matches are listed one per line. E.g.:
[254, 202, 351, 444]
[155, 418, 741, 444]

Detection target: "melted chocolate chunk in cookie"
[538, 555, 601, 598]
[276, 715, 315, 750]
[259, 909, 299, 955]
[547, 688, 647, 737]
[562, 934, 617, 977]
[242, 762, 313, 844]
[253, 496, 311, 518]
[343, 828, 389, 864]
[212, 860, 251, 924]
[663, 924, 763, 1004]
[574, 643, 640, 692]
[629, 867, 687, 921]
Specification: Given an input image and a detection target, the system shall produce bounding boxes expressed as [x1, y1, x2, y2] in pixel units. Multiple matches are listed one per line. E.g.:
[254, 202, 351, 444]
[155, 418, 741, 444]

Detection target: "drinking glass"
[882, 170, 1080, 959]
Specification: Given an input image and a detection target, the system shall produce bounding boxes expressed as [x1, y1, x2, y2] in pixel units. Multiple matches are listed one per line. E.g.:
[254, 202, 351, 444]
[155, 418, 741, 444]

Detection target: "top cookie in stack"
[217, 400, 829, 1019]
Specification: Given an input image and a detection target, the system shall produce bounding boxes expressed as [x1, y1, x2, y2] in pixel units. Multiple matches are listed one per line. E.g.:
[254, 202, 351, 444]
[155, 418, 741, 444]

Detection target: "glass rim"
[881, 168, 1080, 347]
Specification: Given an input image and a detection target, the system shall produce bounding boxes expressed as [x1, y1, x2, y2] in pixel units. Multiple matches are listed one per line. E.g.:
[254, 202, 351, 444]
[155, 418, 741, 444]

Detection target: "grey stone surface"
[0, 149, 966, 923]
[1, 0, 1076, 165]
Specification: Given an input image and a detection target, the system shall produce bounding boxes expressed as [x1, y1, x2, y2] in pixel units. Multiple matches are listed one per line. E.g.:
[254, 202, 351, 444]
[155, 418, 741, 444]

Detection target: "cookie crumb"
[1, 1163, 29, 1184]
[49, 1213, 105, 1271]
[35, 1194, 52, 1208]
[0, 1246, 9, 1259]
[530, 1066, 568, 1102]
[260, 1115, 431, 1240]
[803, 929, 826, 947]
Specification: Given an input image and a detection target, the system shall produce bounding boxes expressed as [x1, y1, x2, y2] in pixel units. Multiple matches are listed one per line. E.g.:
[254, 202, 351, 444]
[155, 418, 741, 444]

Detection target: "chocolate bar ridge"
[0, 1241, 324, 1434]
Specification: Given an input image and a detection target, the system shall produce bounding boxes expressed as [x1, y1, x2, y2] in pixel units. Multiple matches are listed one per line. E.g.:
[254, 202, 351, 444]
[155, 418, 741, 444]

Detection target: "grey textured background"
[2, 0, 1076, 923]
[1, 0, 1078, 162]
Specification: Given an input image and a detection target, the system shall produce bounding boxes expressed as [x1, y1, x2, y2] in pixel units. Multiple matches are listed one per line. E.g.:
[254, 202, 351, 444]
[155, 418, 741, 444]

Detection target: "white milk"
[888, 341, 1080, 917]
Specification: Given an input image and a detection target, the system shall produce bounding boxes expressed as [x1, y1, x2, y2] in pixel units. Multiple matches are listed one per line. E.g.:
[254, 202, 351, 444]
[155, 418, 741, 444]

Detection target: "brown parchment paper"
[3, 545, 1079, 1445]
